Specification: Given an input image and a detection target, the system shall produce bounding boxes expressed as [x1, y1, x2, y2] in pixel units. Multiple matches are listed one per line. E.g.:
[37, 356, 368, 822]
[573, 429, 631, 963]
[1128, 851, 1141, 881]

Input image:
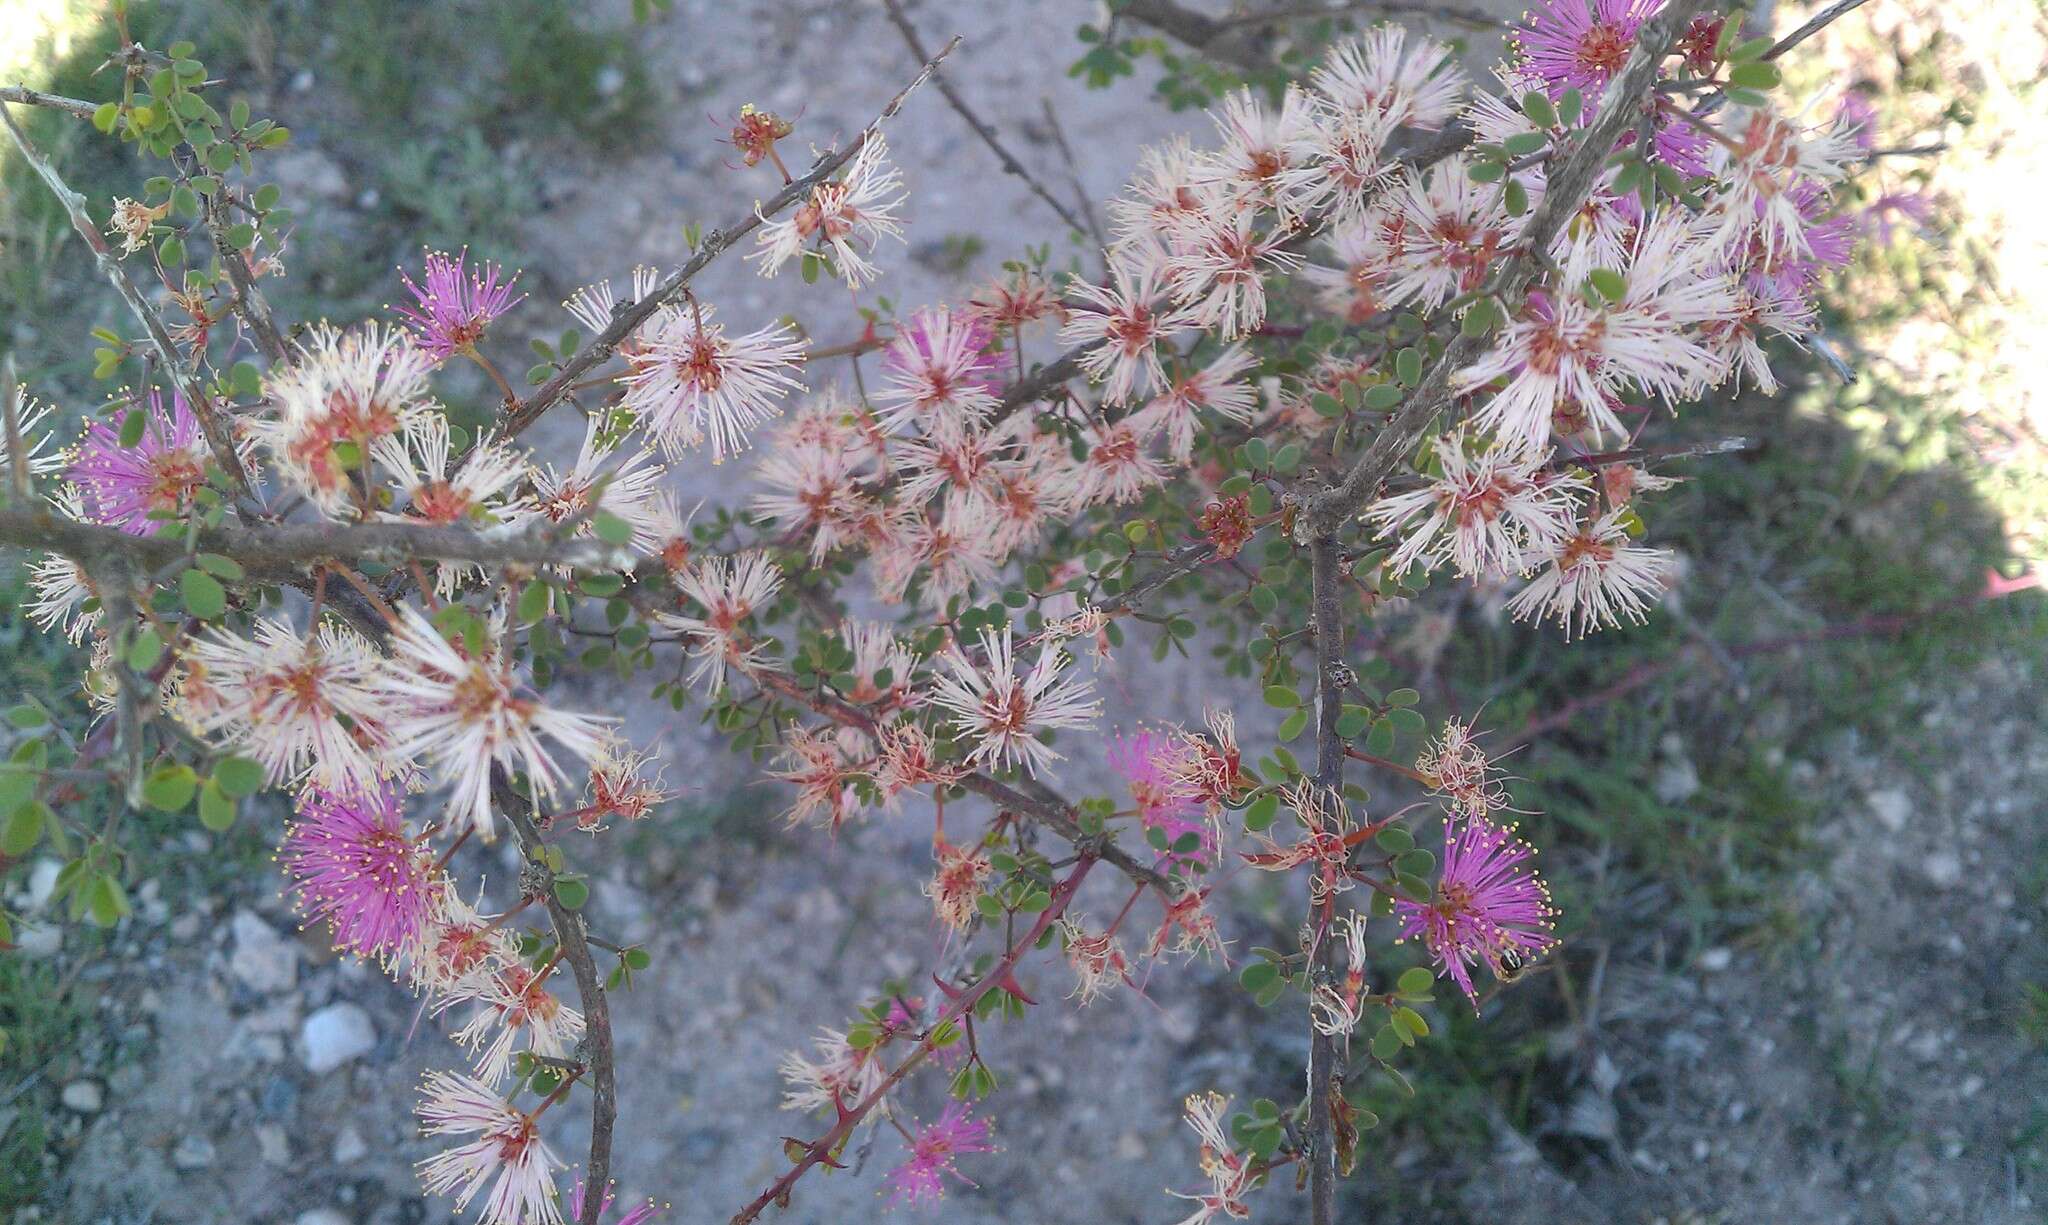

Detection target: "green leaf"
[1370, 1025, 1403, 1060]
[593, 512, 633, 547]
[1375, 826, 1414, 854]
[1460, 298, 1499, 338]
[1, 801, 47, 856]
[1263, 685, 1301, 709]
[118, 410, 147, 448]
[5, 704, 47, 730]
[1388, 706, 1427, 737]
[1726, 60, 1780, 90]
[93, 101, 119, 132]
[1503, 130, 1548, 157]
[1249, 584, 1279, 616]
[197, 777, 237, 831]
[85, 873, 129, 927]
[1239, 962, 1279, 993]
[1467, 160, 1504, 183]
[1394, 1006, 1430, 1039]
[1277, 709, 1308, 742]
[127, 627, 165, 672]
[1557, 87, 1583, 127]
[181, 568, 227, 619]
[1396, 849, 1437, 877]
[1729, 34, 1774, 61]
[196, 552, 244, 580]
[142, 766, 198, 812]
[1395, 347, 1422, 387]
[1397, 967, 1435, 998]
[1362, 383, 1403, 411]
[213, 755, 264, 798]
[1587, 267, 1628, 303]
[1244, 793, 1278, 832]
[1520, 90, 1556, 129]
[553, 878, 590, 910]
[517, 581, 552, 625]
[1386, 687, 1419, 707]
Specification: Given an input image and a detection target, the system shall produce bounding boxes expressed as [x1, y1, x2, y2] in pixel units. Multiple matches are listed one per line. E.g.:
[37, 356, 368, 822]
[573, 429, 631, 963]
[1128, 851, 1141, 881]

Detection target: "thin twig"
[1304, 534, 1349, 1225]
[0, 85, 96, 119]
[1763, 0, 1871, 61]
[880, 1, 1096, 240]
[1038, 96, 1110, 251]
[494, 775, 617, 1225]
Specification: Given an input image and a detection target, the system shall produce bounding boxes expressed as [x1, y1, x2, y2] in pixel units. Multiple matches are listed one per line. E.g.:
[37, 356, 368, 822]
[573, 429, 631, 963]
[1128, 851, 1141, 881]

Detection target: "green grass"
[0, 959, 92, 1211]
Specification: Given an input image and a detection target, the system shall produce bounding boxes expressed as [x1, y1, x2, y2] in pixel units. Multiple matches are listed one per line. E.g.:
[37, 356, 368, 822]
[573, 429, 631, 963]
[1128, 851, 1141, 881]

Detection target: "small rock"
[1921, 851, 1964, 890]
[332, 1125, 369, 1164]
[172, 1134, 217, 1170]
[15, 920, 60, 959]
[1698, 946, 1733, 972]
[300, 1002, 376, 1074]
[295, 1211, 352, 1225]
[256, 1122, 291, 1166]
[1654, 758, 1701, 804]
[1115, 1131, 1147, 1160]
[168, 912, 201, 942]
[25, 859, 60, 911]
[1868, 788, 1911, 833]
[60, 1080, 103, 1113]
[229, 910, 299, 993]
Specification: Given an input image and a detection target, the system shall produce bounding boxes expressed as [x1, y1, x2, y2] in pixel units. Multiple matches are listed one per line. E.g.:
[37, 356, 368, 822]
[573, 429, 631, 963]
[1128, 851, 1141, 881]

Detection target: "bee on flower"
[1394, 817, 1558, 1007]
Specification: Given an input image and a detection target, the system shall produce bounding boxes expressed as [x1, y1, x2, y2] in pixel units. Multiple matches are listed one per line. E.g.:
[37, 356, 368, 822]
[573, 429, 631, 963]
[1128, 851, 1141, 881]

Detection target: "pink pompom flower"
[1394, 817, 1558, 1006]
[395, 248, 525, 361]
[884, 1102, 997, 1206]
[68, 388, 210, 536]
[280, 783, 444, 960]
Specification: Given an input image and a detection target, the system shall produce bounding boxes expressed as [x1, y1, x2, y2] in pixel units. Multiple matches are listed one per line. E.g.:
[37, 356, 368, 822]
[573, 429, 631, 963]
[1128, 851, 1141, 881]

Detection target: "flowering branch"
[0, 100, 255, 498]
[727, 856, 1096, 1224]
[1301, 0, 1712, 538]
[495, 774, 618, 1225]
[498, 36, 961, 443]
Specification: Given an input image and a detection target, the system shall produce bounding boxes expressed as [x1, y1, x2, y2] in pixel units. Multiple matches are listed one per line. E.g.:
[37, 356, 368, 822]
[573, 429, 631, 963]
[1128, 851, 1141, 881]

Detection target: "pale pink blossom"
[928, 625, 1101, 777]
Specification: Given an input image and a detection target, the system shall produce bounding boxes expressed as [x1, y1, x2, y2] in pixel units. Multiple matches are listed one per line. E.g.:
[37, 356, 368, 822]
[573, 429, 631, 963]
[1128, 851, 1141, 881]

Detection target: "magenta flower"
[882, 306, 1005, 400]
[1517, 0, 1659, 102]
[568, 1178, 664, 1224]
[1394, 818, 1557, 1007]
[280, 783, 444, 960]
[1110, 730, 1212, 868]
[884, 1102, 997, 1206]
[68, 389, 210, 537]
[394, 248, 525, 360]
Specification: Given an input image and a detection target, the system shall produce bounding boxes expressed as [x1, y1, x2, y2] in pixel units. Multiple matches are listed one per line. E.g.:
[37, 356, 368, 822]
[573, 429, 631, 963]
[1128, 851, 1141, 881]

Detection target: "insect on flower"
[1394, 817, 1558, 1006]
